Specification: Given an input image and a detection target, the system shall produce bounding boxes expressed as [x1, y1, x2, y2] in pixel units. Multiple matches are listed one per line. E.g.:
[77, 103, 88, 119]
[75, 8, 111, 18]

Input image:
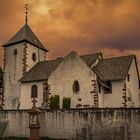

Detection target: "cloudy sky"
[0, 0, 140, 72]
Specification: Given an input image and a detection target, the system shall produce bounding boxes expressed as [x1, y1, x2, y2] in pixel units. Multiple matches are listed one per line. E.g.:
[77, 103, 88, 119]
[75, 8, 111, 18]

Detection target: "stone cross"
[32, 98, 37, 108]
[24, 4, 29, 23]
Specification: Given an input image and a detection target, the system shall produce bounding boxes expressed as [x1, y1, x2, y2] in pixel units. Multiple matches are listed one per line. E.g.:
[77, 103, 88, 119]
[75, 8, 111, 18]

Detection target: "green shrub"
[62, 97, 71, 109]
[50, 95, 60, 109]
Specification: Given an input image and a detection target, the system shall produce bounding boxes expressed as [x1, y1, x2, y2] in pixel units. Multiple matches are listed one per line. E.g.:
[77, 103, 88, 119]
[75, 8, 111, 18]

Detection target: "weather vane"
[25, 4, 29, 23]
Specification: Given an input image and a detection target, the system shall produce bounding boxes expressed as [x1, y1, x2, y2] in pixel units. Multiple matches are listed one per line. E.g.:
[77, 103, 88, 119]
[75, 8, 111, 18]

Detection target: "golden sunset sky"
[0, 0, 140, 72]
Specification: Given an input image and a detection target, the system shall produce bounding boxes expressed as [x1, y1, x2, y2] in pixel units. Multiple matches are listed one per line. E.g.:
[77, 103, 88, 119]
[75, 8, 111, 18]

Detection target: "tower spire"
[24, 4, 29, 24]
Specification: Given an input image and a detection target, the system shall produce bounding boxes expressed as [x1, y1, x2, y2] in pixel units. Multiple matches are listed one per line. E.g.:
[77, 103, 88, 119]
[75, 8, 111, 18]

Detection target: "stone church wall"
[4, 42, 46, 109]
[4, 43, 25, 109]
[48, 52, 97, 108]
[126, 59, 140, 107]
[26, 44, 46, 72]
[0, 108, 140, 140]
[20, 81, 44, 109]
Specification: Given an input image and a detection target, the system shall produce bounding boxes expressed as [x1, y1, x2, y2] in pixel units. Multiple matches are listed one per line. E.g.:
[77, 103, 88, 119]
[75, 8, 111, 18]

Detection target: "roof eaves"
[3, 39, 48, 51]
[26, 40, 48, 51]
[20, 79, 47, 83]
[2, 40, 27, 47]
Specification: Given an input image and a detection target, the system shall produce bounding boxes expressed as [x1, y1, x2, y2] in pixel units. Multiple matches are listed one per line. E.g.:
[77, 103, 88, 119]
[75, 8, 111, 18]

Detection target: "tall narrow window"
[73, 80, 80, 92]
[31, 84, 38, 98]
[127, 74, 130, 82]
[98, 83, 101, 93]
[13, 49, 17, 55]
[32, 53, 37, 62]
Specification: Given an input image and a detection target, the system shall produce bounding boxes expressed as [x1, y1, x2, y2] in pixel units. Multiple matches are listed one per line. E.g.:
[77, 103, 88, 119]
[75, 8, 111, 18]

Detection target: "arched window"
[32, 53, 37, 62]
[13, 49, 17, 55]
[73, 80, 80, 92]
[31, 85, 38, 98]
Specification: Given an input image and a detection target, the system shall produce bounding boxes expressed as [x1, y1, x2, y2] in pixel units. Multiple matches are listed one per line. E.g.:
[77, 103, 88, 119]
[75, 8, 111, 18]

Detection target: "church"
[2, 12, 140, 109]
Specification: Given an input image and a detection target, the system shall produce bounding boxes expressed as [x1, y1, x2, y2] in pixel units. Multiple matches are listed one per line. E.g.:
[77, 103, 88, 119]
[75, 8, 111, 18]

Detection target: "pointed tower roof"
[3, 23, 48, 51]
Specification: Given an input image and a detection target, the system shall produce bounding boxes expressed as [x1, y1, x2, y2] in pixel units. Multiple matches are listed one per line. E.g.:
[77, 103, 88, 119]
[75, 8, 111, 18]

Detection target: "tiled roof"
[81, 53, 102, 67]
[3, 23, 48, 51]
[20, 53, 136, 83]
[20, 58, 63, 82]
[93, 55, 135, 81]
[20, 53, 101, 82]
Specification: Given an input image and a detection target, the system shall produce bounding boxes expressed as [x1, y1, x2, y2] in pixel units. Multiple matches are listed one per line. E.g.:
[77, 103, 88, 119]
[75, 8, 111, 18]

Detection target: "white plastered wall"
[26, 44, 46, 71]
[20, 81, 44, 109]
[126, 59, 140, 107]
[48, 52, 96, 108]
[4, 43, 24, 109]
[4, 42, 46, 109]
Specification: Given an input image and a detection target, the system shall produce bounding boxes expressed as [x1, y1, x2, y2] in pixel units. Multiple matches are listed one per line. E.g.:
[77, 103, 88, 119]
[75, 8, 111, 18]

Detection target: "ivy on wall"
[42, 81, 51, 109]
[90, 79, 99, 107]
[122, 81, 127, 107]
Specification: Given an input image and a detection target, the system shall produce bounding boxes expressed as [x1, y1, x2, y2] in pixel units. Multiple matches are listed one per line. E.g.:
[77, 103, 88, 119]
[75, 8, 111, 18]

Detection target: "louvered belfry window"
[31, 84, 38, 98]
[73, 80, 80, 92]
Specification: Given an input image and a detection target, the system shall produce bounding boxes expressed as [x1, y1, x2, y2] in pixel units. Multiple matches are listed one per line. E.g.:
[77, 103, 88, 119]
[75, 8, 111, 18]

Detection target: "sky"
[0, 0, 140, 72]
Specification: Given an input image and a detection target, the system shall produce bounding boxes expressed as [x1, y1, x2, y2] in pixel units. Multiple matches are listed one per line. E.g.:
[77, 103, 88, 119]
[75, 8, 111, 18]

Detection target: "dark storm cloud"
[94, 30, 140, 50]
[0, 0, 140, 71]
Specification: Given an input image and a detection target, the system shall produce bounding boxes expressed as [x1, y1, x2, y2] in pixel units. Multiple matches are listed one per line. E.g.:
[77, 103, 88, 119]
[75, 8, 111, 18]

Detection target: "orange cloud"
[0, 0, 140, 73]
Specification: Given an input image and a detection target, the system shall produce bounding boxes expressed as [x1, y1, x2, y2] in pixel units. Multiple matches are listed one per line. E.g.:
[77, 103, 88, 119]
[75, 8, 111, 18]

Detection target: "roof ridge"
[103, 54, 135, 61]
[80, 52, 102, 57]
[24, 23, 28, 39]
[5, 25, 25, 45]
[3, 23, 48, 51]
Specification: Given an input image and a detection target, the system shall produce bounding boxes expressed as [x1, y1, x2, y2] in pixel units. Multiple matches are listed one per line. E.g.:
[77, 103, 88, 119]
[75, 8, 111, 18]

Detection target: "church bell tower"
[3, 4, 48, 109]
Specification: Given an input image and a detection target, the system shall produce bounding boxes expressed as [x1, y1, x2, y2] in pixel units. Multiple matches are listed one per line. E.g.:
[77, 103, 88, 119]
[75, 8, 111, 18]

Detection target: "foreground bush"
[50, 95, 60, 109]
[62, 97, 71, 109]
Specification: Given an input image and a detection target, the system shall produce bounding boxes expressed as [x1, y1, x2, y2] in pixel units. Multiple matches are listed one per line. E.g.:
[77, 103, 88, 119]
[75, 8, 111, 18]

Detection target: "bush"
[62, 97, 71, 109]
[50, 95, 60, 109]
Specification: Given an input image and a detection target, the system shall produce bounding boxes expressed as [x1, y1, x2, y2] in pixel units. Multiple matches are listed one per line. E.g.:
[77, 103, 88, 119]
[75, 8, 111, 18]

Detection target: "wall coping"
[0, 107, 140, 112]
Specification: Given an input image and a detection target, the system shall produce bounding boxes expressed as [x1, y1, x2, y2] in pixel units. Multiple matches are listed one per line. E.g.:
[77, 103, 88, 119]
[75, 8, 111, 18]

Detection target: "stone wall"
[4, 42, 46, 110]
[0, 108, 140, 140]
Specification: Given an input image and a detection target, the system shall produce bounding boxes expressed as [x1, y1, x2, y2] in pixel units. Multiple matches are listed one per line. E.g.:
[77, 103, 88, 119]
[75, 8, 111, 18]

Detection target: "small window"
[127, 74, 130, 81]
[73, 80, 80, 92]
[31, 85, 38, 98]
[32, 53, 37, 62]
[13, 49, 17, 55]
[98, 83, 101, 93]
[104, 81, 112, 94]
